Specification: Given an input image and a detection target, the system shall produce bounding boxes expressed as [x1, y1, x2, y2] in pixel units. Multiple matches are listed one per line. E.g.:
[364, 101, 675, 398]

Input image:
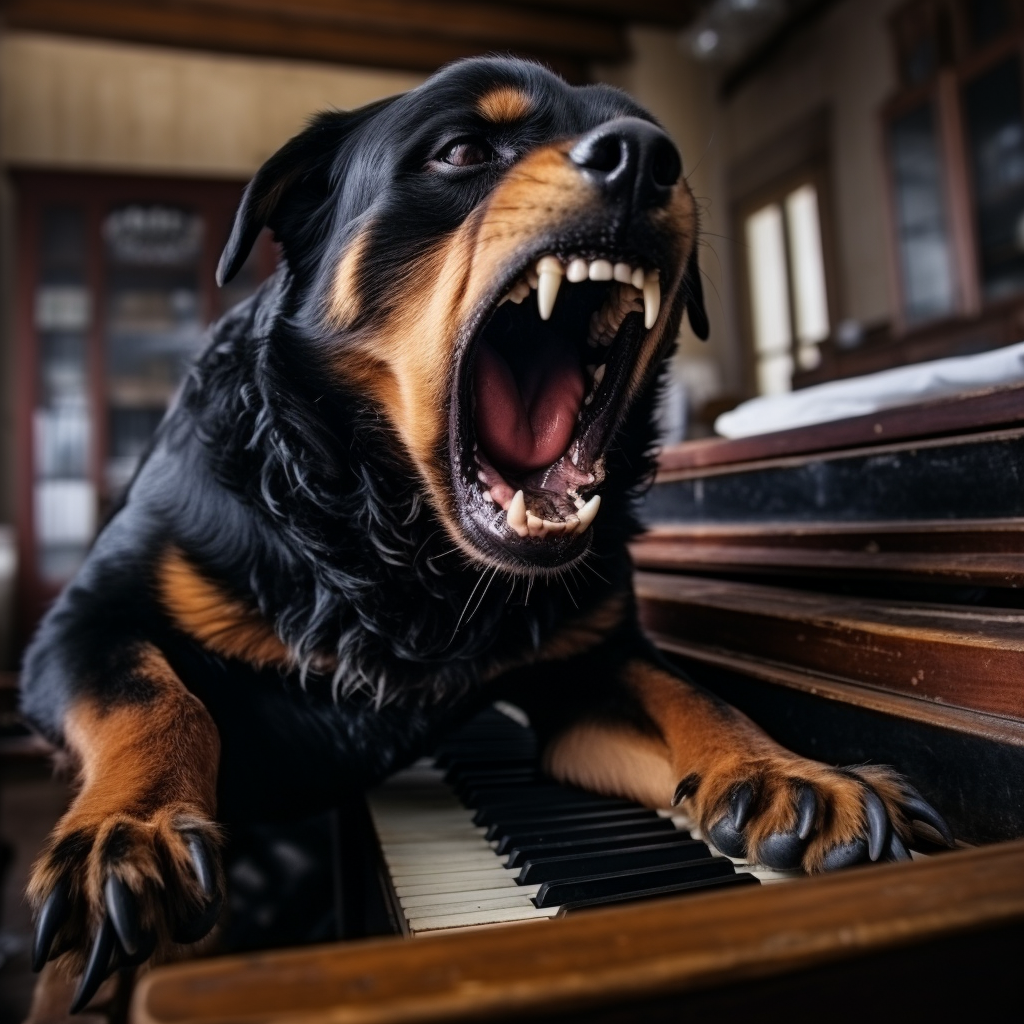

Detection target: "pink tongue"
[474, 341, 584, 473]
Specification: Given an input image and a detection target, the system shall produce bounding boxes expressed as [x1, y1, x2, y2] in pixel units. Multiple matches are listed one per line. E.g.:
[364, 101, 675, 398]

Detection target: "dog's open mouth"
[451, 251, 664, 566]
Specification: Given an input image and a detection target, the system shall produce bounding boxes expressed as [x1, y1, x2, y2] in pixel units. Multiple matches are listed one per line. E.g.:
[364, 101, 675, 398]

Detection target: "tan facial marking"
[328, 227, 371, 329]
[477, 86, 533, 123]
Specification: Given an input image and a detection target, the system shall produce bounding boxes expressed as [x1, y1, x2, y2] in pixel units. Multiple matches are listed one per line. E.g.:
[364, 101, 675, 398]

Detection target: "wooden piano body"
[131, 385, 1024, 1023]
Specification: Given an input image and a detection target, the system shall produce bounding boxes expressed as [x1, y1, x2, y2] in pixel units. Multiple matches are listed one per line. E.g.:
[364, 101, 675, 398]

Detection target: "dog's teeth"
[563, 516, 580, 535]
[507, 489, 529, 537]
[536, 256, 563, 321]
[593, 364, 606, 386]
[527, 270, 539, 289]
[482, 490, 493, 503]
[631, 267, 645, 289]
[576, 494, 601, 531]
[584, 393, 593, 405]
[573, 495, 586, 510]
[589, 259, 613, 281]
[526, 512, 544, 537]
[571, 449, 579, 466]
[613, 262, 632, 284]
[542, 518, 566, 536]
[566, 258, 588, 283]
[643, 271, 661, 329]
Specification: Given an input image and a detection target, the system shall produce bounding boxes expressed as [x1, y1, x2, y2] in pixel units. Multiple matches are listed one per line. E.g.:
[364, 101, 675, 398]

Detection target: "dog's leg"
[26, 642, 222, 1012]
[521, 649, 951, 873]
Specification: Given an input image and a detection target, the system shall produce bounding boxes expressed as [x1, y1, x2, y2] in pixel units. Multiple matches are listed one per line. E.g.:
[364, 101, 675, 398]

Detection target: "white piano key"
[394, 874, 521, 897]
[384, 853, 504, 873]
[399, 884, 542, 909]
[391, 866, 518, 886]
[409, 906, 559, 932]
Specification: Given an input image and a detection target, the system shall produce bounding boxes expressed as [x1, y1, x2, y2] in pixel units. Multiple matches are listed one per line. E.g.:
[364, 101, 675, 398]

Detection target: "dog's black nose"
[569, 117, 681, 209]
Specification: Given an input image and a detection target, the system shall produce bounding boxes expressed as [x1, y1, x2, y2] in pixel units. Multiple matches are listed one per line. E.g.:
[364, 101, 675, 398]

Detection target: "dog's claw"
[104, 874, 141, 957]
[863, 791, 889, 862]
[32, 877, 71, 972]
[795, 786, 816, 841]
[186, 833, 216, 899]
[885, 830, 912, 863]
[821, 836, 868, 871]
[70, 914, 116, 1015]
[900, 789, 954, 847]
[730, 783, 753, 831]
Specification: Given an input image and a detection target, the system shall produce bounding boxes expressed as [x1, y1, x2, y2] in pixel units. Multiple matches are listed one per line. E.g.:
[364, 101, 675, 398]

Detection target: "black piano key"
[471, 794, 631, 821]
[486, 806, 656, 841]
[504, 828, 693, 869]
[554, 872, 760, 915]
[494, 815, 670, 854]
[533, 858, 737, 908]
[517, 840, 711, 885]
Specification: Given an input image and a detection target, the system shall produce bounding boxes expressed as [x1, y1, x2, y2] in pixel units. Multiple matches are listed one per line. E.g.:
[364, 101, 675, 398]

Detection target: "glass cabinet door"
[103, 204, 206, 495]
[962, 55, 1024, 301]
[33, 206, 95, 584]
[888, 101, 957, 324]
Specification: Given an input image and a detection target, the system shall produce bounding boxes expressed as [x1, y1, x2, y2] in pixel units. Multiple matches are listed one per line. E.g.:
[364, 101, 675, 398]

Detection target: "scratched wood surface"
[130, 840, 1024, 1024]
[630, 518, 1024, 587]
[635, 572, 1024, 720]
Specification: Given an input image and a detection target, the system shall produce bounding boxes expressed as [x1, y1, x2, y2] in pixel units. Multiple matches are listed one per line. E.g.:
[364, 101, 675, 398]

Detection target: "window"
[743, 182, 831, 394]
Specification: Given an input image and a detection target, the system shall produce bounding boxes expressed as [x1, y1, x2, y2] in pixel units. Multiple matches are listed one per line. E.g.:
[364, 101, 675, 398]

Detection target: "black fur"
[21, 57, 690, 821]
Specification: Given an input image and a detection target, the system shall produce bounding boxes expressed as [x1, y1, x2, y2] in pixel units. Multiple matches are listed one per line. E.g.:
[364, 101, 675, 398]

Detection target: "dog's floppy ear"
[682, 249, 709, 341]
[217, 99, 397, 286]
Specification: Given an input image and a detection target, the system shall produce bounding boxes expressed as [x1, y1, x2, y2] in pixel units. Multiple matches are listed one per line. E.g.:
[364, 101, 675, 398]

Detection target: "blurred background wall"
[2, 0, 1023, 662]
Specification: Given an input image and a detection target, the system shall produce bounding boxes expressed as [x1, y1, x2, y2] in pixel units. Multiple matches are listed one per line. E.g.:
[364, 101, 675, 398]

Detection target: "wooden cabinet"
[13, 171, 275, 643]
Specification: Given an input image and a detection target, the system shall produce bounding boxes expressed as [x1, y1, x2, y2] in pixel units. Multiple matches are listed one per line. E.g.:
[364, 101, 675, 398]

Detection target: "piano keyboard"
[367, 704, 802, 935]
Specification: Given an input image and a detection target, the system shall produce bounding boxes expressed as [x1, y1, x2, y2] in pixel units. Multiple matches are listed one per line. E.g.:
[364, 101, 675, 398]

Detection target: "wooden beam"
[0, 0, 597, 80]
[181, 0, 627, 59]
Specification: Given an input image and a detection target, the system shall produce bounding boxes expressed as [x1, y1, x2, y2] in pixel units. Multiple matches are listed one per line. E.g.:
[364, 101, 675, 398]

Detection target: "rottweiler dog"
[21, 56, 951, 1011]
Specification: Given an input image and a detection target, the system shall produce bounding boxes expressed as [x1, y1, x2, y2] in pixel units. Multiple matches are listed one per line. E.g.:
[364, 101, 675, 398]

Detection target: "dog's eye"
[439, 138, 494, 168]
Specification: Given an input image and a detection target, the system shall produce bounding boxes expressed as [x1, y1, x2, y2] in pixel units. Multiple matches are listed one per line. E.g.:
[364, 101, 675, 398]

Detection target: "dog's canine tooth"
[576, 494, 601, 531]
[573, 495, 586, 510]
[536, 256, 563, 321]
[507, 490, 529, 537]
[643, 270, 661, 329]
[566, 258, 588, 283]
[589, 259, 613, 281]
[562, 516, 580, 535]
[593, 364, 606, 386]
[613, 262, 632, 284]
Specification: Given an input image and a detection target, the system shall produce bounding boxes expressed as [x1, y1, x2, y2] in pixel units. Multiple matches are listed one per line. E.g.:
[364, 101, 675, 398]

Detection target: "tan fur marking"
[545, 722, 676, 808]
[477, 86, 533, 123]
[327, 227, 371, 329]
[158, 548, 293, 670]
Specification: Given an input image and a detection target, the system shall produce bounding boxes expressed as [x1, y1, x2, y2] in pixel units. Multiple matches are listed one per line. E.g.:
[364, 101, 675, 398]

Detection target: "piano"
[131, 384, 1024, 1023]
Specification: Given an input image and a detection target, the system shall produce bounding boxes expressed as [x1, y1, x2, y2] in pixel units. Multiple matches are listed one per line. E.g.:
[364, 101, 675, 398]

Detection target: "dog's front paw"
[678, 760, 953, 874]
[28, 803, 222, 1012]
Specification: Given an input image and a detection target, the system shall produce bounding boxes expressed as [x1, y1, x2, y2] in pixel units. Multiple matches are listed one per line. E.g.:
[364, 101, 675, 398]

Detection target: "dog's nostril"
[652, 139, 682, 188]
[571, 134, 623, 174]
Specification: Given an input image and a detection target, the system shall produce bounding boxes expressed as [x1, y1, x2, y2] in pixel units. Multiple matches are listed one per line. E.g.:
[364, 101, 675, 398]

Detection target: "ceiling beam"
[182, 0, 627, 59]
[0, 0, 603, 80]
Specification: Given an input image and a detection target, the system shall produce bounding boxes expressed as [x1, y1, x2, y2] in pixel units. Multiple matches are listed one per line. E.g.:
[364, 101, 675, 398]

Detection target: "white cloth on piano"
[714, 341, 1024, 438]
